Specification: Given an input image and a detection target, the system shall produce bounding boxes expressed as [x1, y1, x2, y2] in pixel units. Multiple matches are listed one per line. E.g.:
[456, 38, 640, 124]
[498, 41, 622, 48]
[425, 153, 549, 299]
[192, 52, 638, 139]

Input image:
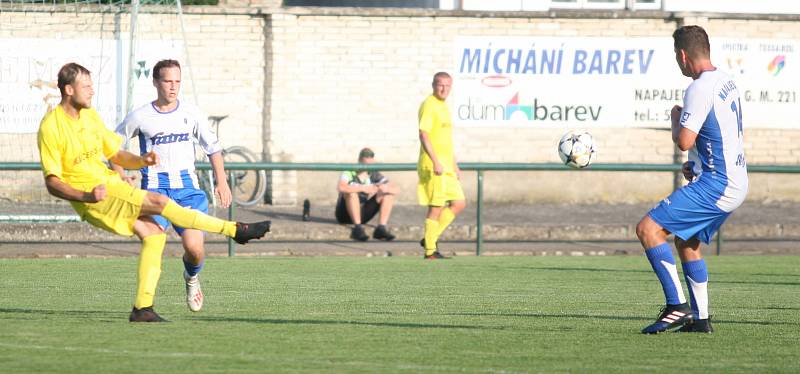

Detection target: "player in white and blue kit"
[114, 60, 232, 313]
[636, 26, 748, 334]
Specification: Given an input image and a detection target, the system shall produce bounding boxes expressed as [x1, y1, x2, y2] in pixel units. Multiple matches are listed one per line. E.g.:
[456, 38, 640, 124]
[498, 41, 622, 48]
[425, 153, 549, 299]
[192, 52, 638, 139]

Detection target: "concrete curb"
[2, 222, 797, 242]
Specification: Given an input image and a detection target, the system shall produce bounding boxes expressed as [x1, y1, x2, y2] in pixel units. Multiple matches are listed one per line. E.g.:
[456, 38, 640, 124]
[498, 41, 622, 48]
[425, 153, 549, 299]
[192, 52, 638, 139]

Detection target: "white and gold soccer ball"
[558, 130, 597, 169]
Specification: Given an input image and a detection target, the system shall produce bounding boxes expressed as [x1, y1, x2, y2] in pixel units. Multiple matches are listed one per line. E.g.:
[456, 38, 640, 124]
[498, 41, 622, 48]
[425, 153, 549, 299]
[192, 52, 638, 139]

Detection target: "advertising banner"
[452, 36, 797, 128]
[0, 38, 182, 133]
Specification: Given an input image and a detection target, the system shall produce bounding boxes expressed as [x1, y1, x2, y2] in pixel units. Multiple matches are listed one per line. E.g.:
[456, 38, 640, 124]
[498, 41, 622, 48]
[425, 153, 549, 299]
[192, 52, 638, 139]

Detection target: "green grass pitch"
[0, 255, 798, 373]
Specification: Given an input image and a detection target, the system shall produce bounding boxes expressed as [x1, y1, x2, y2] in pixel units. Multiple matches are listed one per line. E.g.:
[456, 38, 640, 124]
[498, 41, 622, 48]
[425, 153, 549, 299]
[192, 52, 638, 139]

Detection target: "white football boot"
[184, 271, 204, 312]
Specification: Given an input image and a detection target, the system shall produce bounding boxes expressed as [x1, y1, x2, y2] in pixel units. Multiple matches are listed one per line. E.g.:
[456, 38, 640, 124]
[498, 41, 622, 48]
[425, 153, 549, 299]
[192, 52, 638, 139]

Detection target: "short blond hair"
[432, 71, 451, 83]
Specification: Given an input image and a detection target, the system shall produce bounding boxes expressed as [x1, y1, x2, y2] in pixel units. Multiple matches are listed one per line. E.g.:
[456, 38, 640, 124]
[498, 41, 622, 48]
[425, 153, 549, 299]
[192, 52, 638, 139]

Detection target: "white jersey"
[115, 100, 222, 190]
[679, 69, 748, 212]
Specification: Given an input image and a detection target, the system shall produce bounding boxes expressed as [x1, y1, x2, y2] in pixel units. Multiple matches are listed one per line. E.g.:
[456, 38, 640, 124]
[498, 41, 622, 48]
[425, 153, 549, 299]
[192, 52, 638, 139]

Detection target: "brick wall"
[268, 11, 800, 204]
[0, 7, 266, 202]
[2, 5, 798, 205]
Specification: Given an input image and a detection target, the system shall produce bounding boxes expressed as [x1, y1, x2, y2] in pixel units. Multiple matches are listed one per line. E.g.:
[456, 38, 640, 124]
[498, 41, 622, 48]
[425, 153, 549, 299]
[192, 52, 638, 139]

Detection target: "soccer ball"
[558, 130, 597, 169]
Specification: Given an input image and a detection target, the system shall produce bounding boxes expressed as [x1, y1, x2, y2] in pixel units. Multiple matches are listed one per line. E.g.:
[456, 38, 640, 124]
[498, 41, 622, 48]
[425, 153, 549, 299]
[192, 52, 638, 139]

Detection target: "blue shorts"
[647, 182, 731, 244]
[149, 188, 209, 236]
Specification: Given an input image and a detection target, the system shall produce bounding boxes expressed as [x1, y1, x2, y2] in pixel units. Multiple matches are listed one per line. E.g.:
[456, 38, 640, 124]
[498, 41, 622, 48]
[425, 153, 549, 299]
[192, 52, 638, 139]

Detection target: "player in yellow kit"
[38, 63, 270, 322]
[417, 72, 466, 259]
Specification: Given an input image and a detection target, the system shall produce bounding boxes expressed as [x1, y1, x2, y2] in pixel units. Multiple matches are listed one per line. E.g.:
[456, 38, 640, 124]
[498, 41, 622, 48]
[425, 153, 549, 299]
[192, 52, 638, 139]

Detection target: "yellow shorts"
[70, 178, 147, 237]
[417, 169, 465, 207]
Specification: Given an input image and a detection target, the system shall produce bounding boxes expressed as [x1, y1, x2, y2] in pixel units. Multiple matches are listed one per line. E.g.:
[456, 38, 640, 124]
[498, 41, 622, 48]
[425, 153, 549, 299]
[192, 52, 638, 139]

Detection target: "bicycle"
[195, 115, 267, 208]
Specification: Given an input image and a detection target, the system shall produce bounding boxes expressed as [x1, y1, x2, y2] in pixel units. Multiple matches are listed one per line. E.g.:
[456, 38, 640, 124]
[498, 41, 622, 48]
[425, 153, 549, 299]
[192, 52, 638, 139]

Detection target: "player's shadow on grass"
[444, 311, 646, 322]
[247, 210, 340, 225]
[188, 315, 498, 330]
[508, 266, 652, 274]
[440, 312, 800, 326]
[713, 280, 800, 286]
[752, 273, 800, 277]
[0, 307, 123, 321]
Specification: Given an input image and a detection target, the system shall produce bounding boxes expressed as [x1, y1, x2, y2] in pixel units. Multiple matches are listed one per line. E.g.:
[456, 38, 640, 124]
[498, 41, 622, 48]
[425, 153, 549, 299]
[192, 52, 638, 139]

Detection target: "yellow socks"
[161, 200, 236, 237]
[424, 208, 456, 256]
[424, 219, 439, 255]
[435, 207, 456, 238]
[134, 233, 166, 309]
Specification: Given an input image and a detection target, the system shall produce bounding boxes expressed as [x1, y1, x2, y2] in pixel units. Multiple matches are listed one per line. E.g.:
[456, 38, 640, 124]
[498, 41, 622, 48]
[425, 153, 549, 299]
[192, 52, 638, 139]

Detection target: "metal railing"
[3, 161, 800, 256]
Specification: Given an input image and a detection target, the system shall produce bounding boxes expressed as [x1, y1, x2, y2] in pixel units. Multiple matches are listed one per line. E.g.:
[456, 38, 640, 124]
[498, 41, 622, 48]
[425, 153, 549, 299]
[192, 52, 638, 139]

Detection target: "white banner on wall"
[452, 36, 798, 128]
[0, 38, 183, 134]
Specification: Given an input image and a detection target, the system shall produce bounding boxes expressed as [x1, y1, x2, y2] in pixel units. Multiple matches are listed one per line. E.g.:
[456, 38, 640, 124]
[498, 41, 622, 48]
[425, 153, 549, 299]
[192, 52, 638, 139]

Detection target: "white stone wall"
[269, 12, 800, 204]
[2, 6, 798, 205]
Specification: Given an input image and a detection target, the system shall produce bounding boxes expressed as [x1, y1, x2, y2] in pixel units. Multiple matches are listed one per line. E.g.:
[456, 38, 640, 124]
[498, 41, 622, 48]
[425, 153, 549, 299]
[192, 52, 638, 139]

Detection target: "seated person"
[335, 148, 399, 241]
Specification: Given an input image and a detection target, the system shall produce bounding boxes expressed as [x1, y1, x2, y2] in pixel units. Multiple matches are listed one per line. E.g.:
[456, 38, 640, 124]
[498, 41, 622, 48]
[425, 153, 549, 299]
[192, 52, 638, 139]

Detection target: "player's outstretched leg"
[233, 221, 271, 244]
[155, 198, 271, 244]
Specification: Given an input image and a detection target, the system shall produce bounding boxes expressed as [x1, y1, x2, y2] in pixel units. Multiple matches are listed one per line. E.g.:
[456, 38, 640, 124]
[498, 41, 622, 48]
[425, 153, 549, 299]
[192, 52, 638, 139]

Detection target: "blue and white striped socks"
[682, 258, 709, 319]
[645, 243, 687, 305]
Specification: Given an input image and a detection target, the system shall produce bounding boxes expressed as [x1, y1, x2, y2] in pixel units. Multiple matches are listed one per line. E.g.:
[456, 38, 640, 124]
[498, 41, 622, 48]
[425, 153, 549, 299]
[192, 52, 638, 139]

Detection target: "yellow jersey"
[417, 95, 454, 172]
[37, 105, 122, 191]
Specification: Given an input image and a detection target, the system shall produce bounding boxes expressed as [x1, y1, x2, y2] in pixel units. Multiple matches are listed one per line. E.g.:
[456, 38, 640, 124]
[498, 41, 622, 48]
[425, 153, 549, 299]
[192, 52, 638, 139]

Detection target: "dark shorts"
[335, 193, 380, 224]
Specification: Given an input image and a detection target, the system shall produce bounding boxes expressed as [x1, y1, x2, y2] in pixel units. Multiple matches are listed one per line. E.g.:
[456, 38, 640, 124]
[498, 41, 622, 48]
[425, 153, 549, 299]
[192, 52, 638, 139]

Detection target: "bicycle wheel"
[223, 146, 267, 206]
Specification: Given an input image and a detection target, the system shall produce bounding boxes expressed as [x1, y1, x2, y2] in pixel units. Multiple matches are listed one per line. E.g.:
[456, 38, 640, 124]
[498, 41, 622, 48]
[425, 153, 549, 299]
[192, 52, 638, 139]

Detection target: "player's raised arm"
[109, 150, 159, 170]
[671, 105, 698, 151]
[112, 113, 141, 185]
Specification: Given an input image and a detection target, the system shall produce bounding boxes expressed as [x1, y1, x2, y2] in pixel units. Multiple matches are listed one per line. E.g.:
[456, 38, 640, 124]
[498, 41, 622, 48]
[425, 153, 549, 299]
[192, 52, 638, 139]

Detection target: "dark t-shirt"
[338, 170, 387, 200]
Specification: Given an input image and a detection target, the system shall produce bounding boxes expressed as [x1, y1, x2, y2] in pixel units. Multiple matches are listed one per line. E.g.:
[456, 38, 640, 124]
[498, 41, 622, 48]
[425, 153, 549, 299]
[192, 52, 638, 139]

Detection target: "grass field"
[0, 255, 798, 373]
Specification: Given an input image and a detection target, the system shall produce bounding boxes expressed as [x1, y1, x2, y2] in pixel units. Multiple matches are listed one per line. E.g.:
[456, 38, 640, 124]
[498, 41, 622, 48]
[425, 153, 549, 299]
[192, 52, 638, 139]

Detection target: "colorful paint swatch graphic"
[768, 55, 785, 76]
